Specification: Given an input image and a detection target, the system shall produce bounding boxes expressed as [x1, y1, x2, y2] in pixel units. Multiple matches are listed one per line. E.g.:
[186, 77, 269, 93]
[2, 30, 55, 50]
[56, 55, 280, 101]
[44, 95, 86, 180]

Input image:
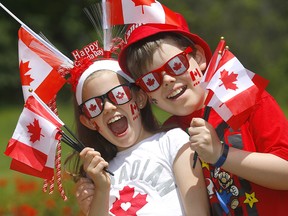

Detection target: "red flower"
[12, 204, 37, 216]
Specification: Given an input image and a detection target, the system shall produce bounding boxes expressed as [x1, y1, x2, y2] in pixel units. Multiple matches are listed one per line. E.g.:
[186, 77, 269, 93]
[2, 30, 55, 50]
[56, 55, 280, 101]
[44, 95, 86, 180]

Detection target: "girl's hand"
[80, 148, 111, 190]
[187, 118, 222, 164]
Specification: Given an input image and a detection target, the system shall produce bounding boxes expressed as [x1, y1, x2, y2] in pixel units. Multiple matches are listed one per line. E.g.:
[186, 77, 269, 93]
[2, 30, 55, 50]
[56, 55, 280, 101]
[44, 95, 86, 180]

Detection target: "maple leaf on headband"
[132, 0, 156, 14]
[111, 186, 148, 215]
[219, 69, 238, 90]
[20, 60, 34, 86]
[27, 118, 44, 143]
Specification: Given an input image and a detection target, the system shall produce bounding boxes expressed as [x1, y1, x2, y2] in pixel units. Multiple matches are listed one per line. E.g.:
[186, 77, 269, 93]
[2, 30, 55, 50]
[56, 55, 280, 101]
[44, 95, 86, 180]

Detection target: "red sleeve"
[248, 91, 288, 160]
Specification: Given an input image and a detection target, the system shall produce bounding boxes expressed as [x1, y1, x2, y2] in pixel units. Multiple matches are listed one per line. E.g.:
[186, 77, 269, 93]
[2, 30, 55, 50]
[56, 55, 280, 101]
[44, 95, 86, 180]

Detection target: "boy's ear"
[135, 88, 148, 109]
[79, 115, 98, 131]
[195, 45, 207, 71]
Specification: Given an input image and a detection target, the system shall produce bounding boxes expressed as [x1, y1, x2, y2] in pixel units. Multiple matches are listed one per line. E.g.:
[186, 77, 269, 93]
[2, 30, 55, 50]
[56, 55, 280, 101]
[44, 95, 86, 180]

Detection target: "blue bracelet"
[213, 143, 229, 167]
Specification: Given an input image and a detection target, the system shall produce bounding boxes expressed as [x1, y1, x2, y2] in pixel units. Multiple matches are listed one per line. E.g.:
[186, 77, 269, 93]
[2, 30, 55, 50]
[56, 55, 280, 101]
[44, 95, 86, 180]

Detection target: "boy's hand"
[75, 177, 94, 215]
[187, 118, 223, 164]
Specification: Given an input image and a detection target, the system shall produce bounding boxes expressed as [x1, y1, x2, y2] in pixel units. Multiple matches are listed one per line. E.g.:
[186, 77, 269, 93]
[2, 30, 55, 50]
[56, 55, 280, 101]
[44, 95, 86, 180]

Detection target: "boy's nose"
[162, 73, 176, 87]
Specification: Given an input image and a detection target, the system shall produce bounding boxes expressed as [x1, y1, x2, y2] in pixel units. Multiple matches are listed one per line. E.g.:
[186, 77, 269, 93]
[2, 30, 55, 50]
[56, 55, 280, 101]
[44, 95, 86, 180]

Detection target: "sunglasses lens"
[108, 85, 132, 105]
[82, 98, 103, 118]
[166, 54, 189, 75]
[138, 72, 162, 92]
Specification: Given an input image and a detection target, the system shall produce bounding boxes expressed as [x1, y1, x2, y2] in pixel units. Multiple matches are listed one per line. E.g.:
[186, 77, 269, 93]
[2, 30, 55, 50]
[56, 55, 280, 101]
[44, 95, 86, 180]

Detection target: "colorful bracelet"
[213, 142, 229, 168]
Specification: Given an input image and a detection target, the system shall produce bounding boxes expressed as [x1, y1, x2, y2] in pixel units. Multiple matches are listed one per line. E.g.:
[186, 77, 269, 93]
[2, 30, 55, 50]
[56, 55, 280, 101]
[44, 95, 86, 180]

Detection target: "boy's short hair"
[118, 14, 212, 77]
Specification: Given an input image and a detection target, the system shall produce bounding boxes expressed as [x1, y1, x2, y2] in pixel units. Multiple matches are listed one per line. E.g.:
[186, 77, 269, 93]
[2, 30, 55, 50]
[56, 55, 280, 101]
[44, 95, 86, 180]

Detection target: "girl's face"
[80, 70, 151, 151]
[145, 38, 207, 116]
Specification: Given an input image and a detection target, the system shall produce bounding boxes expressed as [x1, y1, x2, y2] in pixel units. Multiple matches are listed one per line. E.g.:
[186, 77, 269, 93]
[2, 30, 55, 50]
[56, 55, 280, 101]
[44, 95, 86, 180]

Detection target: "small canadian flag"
[18, 26, 67, 104]
[201, 39, 269, 129]
[5, 94, 64, 179]
[107, 0, 179, 26]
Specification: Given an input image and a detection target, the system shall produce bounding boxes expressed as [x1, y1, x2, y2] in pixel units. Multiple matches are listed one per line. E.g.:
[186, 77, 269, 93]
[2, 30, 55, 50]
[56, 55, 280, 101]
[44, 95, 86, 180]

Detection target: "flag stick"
[62, 125, 114, 176]
[191, 37, 226, 168]
[0, 2, 73, 64]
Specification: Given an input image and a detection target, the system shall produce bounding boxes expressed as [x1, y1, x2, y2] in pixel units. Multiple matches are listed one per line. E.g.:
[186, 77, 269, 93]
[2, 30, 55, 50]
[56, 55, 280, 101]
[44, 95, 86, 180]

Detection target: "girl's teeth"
[108, 116, 122, 124]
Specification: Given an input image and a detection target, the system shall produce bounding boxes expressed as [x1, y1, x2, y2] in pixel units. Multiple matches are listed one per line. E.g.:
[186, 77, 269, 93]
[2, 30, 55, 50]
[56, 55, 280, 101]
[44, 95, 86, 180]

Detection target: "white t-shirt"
[108, 128, 189, 216]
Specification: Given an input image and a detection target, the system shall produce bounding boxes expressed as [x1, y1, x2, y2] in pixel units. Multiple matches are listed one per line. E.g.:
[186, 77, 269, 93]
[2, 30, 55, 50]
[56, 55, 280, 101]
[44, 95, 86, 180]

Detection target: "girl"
[66, 58, 209, 215]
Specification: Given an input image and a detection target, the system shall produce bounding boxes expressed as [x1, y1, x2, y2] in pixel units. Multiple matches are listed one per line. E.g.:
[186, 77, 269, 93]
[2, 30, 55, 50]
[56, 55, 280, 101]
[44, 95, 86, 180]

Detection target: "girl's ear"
[79, 115, 98, 131]
[194, 45, 207, 71]
[135, 88, 148, 109]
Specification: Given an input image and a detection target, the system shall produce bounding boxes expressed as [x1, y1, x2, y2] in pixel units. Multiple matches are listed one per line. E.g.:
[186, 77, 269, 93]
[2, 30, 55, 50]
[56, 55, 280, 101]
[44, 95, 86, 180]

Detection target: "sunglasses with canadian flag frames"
[135, 46, 193, 92]
[79, 84, 134, 119]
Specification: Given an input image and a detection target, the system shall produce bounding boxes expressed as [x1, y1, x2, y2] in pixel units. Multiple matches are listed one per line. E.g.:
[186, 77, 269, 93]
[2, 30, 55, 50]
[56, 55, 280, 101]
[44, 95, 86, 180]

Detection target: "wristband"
[213, 143, 229, 168]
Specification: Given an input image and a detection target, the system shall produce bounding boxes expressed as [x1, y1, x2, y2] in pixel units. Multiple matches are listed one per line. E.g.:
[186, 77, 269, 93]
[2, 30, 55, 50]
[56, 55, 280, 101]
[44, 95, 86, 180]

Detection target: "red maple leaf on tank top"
[110, 186, 148, 215]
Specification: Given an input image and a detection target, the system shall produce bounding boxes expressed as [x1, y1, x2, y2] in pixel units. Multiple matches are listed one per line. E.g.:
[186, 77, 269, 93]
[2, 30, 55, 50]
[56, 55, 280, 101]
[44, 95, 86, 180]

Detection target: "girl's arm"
[173, 143, 210, 216]
[80, 148, 111, 216]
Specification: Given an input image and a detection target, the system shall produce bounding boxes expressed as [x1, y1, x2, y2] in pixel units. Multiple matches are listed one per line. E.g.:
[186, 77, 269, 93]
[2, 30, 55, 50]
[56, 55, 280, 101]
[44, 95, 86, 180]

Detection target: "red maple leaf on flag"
[20, 60, 34, 86]
[116, 91, 124, 99]
[219, 69, 238, 90]
[110, 186, 148, 215]
[89, 104, 97, 112]
[132, 0, 156, 14]
[26, 119, 44, 143]
[173, 62, 182, 71]
[146, 78, 155, 87]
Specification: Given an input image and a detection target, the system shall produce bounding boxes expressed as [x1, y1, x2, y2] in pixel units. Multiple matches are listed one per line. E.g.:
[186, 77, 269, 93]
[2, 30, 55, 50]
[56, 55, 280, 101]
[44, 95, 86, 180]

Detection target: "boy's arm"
[188, 117, 288, 190]
[173, 143, 210, 216]
[75, 178, 95, 215]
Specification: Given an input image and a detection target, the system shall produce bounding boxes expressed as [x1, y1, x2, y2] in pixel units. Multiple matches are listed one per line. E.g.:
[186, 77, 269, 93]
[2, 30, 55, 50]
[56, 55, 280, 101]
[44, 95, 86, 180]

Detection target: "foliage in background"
[0, 0, 287, 109]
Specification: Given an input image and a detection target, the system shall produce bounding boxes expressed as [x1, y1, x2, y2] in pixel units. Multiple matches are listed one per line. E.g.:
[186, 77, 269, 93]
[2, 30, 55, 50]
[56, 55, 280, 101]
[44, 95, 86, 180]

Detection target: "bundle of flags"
[201, 37, 269, 130]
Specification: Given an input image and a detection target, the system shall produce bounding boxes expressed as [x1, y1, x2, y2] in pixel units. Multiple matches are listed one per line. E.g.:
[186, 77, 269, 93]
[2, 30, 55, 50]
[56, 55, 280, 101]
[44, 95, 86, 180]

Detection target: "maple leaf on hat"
[20, 60, 34, 86]
[132, 0, 156, 14]
[219, 69, 238, 90]
[27, 118, 44, 143]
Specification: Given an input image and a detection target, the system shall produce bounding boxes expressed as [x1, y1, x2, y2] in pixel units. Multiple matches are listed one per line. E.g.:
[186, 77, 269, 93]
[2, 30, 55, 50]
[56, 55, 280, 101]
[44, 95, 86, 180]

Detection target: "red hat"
[118, 14, 212, 76]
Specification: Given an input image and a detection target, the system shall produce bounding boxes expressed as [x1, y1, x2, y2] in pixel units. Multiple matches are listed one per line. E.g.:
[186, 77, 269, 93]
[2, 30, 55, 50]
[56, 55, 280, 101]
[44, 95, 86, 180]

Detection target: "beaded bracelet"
[213, 142, 229, 168]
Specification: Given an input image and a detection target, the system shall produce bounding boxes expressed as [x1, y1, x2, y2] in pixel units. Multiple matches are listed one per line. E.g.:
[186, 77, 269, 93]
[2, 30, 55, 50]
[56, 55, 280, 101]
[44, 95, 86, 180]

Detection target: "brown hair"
[125, 32, 197, 80]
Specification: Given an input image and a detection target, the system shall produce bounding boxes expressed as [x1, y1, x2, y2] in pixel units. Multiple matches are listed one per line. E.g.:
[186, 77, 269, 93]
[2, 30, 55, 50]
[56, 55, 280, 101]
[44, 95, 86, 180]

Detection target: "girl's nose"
[102, 99, 117, 114]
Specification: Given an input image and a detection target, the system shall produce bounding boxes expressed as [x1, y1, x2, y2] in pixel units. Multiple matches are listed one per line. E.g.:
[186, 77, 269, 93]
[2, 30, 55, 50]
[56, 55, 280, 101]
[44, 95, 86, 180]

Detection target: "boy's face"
[145, 39, 207, 116]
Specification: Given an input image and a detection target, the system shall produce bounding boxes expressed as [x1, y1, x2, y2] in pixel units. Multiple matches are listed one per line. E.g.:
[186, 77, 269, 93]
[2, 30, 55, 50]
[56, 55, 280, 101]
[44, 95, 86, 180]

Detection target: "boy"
[117, 14, 288, 215]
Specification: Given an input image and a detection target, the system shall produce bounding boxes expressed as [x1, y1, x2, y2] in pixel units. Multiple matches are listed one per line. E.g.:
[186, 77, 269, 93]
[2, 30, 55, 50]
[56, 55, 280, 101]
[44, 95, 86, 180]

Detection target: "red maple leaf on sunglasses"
[146, 78, 155, 87]
[173, 62, 183, 71]
[116, 91, 125, 99]
[89, 104, 97, 112]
